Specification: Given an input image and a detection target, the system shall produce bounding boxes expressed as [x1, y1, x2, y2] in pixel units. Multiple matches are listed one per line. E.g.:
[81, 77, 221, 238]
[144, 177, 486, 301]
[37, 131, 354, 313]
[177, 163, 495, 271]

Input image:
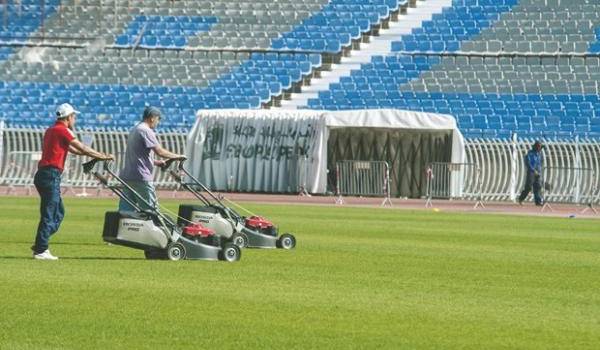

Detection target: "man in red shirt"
[32, 103, 114, 260]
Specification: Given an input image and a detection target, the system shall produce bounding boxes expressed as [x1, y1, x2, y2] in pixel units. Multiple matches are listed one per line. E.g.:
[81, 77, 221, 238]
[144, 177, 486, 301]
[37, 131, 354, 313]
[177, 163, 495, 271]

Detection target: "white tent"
[186, 109, 465, 194]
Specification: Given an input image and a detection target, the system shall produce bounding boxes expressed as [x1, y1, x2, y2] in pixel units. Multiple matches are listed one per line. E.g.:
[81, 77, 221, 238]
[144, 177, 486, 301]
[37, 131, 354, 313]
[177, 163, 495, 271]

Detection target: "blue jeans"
[33, 167, 64, 254]
[118, 180, 158, 212]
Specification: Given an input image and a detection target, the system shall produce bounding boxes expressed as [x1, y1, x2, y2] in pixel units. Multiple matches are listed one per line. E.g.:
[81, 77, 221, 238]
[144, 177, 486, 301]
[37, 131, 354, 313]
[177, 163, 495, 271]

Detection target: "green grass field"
[0, 196, 599, 349]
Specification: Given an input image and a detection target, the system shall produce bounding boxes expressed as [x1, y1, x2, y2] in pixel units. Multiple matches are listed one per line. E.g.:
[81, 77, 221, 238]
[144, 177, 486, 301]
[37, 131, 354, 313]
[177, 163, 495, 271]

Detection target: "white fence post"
[509, 133, 518, 202]
[574, 136, 581, 204]
[381, 162, 392, 207]
[425, 165, 433, 208]
[335, 162, 343, 205]
[0, 120, 4, 180]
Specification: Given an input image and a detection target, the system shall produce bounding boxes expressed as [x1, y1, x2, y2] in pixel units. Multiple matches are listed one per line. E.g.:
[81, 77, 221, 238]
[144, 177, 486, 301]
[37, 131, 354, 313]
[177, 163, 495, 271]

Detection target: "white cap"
[55, 103, 80, 119]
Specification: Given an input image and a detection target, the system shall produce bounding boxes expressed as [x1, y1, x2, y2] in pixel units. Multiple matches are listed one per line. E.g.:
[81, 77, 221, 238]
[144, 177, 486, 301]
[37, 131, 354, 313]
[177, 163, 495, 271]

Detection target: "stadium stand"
[272, 0, 404, 53]
[0, 0, 599, 140]
[115, 15, 219, 49]
[305, 0, 600, 139]
[0, 0, 60, 58]
[2, 0, 404, 129]
[590, 27, 600, 53]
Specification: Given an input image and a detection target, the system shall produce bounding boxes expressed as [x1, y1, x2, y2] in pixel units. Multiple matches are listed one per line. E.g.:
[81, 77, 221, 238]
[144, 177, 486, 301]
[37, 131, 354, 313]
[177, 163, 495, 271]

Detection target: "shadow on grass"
[0, 256, 144, 261]
[60, 256, 144, 261]
[0, 241, 106, 246]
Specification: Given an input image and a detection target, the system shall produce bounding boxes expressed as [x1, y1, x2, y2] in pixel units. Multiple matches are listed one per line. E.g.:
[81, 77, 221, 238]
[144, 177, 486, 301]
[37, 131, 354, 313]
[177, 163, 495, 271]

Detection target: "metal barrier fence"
[335, 160, 392, 206]
[2, 151, 40, 194]
[297, 155, 311, 196]
[424, 162, 484, 209]
[539, 166, 599, 212]
[2, 123, 600, 209]
[542, 166, 596, 203]
[0, 126, 186, 192]
[466, 136, 600, 208]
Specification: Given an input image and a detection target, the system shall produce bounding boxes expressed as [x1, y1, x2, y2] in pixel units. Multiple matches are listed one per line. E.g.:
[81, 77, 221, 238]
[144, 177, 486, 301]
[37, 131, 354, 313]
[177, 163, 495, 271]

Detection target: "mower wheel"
[231, 232, 248, 248]
[276, 233, 296, 249]
[144, 249, 167, 260]
[219, 243, 241, 262]
[166, 242, 186, 261]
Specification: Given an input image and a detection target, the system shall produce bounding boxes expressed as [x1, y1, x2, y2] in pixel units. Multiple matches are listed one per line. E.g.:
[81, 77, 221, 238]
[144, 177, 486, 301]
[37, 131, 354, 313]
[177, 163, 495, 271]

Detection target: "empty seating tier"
[308, 0, 600, 139]
[1, 0, 600, 140]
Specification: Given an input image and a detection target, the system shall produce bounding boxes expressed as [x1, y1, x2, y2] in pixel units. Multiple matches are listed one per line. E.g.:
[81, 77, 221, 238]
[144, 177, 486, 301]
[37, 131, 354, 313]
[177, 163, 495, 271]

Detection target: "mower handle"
[82, 158, 114, 174]
[158, 157, 187, 172]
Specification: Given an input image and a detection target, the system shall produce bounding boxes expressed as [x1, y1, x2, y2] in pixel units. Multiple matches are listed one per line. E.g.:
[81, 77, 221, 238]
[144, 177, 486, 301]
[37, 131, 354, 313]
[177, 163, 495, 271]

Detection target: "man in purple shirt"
[118, 106, 186, 212]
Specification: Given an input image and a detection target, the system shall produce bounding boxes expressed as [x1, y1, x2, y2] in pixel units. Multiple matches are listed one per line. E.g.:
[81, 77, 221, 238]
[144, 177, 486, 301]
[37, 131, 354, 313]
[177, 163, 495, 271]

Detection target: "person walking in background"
[518, 140, 544, 206]
[118, 106, 186, 212]
[32, 103, 114, 260]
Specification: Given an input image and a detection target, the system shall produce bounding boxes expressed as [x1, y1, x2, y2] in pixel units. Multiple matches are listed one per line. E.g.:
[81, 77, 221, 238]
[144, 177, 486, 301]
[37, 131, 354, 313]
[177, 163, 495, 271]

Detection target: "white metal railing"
[0, 126, 186, 191]
[542, 166, 596, 204]
[335, 160, 392, 206]
[1, 124, 600, 208]
[539, 166, 598, 212]
[465, 136, 600, 205]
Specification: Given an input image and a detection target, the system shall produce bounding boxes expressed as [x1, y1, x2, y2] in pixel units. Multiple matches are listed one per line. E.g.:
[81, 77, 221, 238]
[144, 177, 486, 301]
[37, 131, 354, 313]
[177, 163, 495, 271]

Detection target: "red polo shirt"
[38, 121, 76, 172]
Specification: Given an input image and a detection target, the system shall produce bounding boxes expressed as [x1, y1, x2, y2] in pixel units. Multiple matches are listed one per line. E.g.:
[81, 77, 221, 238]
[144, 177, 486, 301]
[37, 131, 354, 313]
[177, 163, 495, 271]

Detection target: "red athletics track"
[2, 185, 599, 220]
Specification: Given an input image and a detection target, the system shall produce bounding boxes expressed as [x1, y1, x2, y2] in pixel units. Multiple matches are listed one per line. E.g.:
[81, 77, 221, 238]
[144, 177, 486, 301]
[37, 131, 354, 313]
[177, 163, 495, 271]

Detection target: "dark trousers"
[33, 167, 64, 254]
[518, 172, 543, 205]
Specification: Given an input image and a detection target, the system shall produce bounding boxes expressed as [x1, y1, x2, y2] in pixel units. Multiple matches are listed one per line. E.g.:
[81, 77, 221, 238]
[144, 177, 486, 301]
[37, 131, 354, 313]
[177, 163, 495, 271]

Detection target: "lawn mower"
[160, 159, 296, 250]
[82, 159, 241, 262]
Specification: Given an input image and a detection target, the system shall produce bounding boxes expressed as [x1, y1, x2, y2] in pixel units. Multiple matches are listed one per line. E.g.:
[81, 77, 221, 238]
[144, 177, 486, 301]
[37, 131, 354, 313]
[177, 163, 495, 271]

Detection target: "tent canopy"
[187, 109, 465, 194]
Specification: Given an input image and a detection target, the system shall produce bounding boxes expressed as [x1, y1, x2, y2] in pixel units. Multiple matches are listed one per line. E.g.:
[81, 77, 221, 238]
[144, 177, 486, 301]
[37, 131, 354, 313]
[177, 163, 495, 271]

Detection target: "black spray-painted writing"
[203, 120, 316, 160]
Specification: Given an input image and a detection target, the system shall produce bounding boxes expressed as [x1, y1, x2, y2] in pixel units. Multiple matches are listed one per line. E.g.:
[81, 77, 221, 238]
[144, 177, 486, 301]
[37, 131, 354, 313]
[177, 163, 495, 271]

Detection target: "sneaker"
[33, 249, 59, 260]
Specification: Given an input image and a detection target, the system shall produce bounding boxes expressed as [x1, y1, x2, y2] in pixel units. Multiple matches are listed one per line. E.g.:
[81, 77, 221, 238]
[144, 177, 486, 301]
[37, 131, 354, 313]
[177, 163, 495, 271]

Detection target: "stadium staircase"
[278, 0, 452, 110]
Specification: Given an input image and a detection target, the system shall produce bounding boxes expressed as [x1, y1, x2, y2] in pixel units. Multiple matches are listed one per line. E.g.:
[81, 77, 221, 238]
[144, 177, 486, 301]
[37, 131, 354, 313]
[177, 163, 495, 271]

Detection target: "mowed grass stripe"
[0, 197, 599, 349]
